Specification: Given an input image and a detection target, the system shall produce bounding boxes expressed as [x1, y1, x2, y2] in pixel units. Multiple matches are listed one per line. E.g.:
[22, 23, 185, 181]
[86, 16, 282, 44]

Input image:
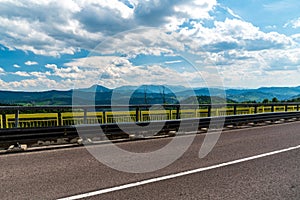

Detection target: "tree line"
[243, 97, 300, 104]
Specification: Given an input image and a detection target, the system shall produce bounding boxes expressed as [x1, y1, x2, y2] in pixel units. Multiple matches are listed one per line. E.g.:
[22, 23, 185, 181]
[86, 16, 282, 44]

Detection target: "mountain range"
[0, 85, 300, 105]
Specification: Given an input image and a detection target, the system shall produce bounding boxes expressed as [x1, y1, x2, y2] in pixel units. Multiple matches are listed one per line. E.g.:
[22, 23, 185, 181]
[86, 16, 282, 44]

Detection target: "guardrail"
[1, 110, 300, 149]
[0, 103, 299, 129]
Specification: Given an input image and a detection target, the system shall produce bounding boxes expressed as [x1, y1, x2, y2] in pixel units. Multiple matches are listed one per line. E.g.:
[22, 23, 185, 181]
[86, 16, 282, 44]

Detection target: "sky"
[0, 0, 300, 91]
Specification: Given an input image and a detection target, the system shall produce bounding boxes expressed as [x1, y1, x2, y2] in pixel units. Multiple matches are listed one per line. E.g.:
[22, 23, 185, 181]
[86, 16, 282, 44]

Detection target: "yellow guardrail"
[61, 112, 104, 125]
[171, 109, 197, 119]
[105, 111, 137, 123]
[1, 105, 299, 129]
[236, 107, 254, 115]
[286, 105, 298, 112]
[6, 113, 58, 128]
[141, 110, 171, 121]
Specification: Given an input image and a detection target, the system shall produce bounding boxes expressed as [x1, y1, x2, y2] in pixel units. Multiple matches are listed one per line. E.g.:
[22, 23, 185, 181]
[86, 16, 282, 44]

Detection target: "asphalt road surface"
[1, 121, 300, 200]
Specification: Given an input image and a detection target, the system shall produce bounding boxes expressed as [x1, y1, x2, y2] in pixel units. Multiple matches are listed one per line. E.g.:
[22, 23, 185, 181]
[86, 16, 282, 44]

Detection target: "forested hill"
[0, 85, 299, 105]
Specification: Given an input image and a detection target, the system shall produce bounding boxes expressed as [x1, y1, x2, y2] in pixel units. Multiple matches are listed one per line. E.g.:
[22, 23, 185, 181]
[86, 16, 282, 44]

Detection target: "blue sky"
[0, 0, 299, 91]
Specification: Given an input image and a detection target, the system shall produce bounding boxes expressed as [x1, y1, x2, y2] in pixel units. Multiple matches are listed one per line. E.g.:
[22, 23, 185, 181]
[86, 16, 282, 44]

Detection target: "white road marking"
[57, 144, 300, 200]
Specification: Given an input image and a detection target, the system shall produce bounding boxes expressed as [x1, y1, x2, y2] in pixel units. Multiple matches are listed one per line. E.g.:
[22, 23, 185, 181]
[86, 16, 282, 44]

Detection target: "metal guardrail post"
[233, 105, 237, 115]
[271, 105, 274, 112]
[176, 106, 180, 119]
[135, 107, 139, 122]
[58, 111, 62, 126]
[297, 104, 299, 111]
[2, 113, 6, 129]
[254, 105, 257, 114]
[15, 110, 19, 128]
[83, 108, 87, 124]
[103, 111, 106, 124]
[207, 105, 211, 117]
[285, 105, 288, 112]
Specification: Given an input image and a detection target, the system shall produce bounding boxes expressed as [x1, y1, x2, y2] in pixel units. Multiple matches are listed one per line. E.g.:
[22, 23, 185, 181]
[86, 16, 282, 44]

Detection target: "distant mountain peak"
[76, 85, 111, 93]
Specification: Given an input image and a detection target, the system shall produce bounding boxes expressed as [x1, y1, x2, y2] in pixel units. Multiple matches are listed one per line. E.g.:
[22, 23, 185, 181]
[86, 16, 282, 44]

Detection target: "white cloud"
[64, 55, 207, 89]
[197, 47, 300, 88]
[173, 0, 217, 20]
[0, 0, 217, 56]
[265, 25, 277, 29]
[0, 76, 78, 91]
[0, 1, 300, 90]
[165, 60, 183, 64]
[178, 18, 294, 53]
[284, 17, 300, 29]
[8, 78, 57, 91]
[25, 61, 38, 66]
[61, 22, 300, 89]
[291, 33, 300, 43]
[94, 28, 184, 58]
[0, 67, 5, 74]
[45, 64, 57, 70]
[223, 7, 242, 20]
[15, 71, 30, 77]
[30, 71, 50, 78]
[45, 63, 83, 79]
[13, 64, 21, 68]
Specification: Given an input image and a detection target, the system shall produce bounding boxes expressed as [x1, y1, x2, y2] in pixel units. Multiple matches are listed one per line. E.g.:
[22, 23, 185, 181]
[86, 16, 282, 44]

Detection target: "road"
[1, 121, 300, 200]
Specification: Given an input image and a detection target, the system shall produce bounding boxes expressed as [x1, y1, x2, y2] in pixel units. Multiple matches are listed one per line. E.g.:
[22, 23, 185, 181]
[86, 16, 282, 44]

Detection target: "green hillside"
[0, 85, 299, 105]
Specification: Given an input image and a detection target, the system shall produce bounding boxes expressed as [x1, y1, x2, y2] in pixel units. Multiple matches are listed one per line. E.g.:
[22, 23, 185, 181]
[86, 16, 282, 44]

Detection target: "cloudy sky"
[0, 0, 300, 91]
